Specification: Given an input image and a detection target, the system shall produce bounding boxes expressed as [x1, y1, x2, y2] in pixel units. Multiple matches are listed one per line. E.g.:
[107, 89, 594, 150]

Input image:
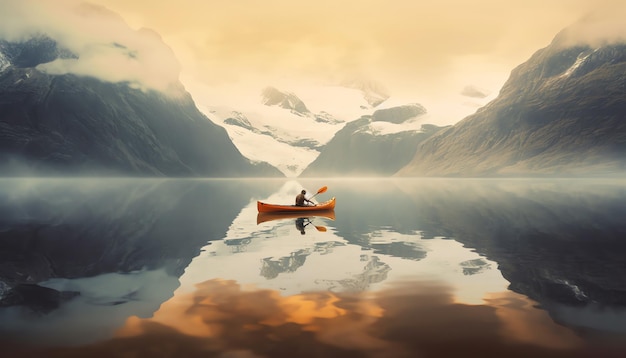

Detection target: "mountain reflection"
[261, 249, 310, 279]
[0, 178, 280, 346]
[395, 179, 626, 308]
[315, 255, 391, 292]
[460, 258, 492, 276]
[320, 179, 626, 307]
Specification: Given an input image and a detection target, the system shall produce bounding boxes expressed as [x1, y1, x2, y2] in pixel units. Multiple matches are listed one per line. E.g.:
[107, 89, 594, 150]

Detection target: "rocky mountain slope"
[0, 35, 282, 177]
[397, 21, 626, 177]
[300, 104, 447, 177]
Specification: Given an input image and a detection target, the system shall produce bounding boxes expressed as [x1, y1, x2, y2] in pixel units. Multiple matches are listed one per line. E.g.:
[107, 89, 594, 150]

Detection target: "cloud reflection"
[11, 279, 597, 358]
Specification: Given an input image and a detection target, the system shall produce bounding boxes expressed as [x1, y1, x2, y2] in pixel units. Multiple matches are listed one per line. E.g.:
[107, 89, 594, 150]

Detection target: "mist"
[556, 4, 626, 48]
[0, 0, 181, 94]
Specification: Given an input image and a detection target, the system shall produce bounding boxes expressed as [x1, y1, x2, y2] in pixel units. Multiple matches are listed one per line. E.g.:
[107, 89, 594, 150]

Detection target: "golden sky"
[2, 0, 624, 121]
[88, 0, 624, 98]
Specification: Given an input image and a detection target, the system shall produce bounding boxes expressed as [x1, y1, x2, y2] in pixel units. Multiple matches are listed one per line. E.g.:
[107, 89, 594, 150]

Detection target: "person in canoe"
[295, 189, 315, 207]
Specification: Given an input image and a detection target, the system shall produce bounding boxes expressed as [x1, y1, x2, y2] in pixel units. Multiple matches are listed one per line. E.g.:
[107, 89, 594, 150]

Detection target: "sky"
[87, 1, 618, 88]
[1, 0, 625, 124]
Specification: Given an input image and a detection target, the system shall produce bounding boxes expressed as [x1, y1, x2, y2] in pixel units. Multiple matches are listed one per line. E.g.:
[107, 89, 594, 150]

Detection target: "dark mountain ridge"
[0, 36, 282, 177]
[397, 23, 626, 177]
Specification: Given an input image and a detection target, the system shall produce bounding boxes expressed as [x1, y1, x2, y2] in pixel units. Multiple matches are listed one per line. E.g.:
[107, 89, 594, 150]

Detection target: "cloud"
[555, 3, 626, 48]
[0, 0, 181, 93]
[88, 0, 612, 97]
[86, 279, 583, 357]
[461, 85, 490, 99]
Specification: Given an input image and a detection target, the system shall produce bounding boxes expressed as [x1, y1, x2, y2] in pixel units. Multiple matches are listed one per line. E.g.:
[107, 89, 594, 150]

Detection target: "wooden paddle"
[308, 186, 328, 203]
[303, 218, 328, 232]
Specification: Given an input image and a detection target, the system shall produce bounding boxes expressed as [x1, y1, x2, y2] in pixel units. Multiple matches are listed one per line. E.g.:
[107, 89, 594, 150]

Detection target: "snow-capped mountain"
[194, 80, 483, 177]
[197, 83, 382, 177]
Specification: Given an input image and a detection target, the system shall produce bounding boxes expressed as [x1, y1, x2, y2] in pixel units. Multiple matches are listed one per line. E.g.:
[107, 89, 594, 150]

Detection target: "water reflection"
[0, 178, 280, 346]
[14, 280, 607, 358]
[1, 178, 626, 357]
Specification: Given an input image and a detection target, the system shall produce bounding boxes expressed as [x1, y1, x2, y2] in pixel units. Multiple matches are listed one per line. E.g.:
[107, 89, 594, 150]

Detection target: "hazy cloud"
[0, 0, 181, 93]
[556, 4, 626, 48]
[102, 279, 582, 357]
[89, 0, 625, 101]
[461, 85, 490, 99]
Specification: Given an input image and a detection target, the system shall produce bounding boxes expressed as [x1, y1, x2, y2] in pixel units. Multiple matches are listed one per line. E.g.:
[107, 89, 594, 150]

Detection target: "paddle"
[302, 218, 327, 232]
[308, 186, 328, 203]
[314, 225, 327, 232]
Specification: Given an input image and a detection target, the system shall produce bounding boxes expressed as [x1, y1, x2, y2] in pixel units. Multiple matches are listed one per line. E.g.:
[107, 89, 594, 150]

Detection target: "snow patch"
[560, 49, 596, 78]
[203, 104, 332, 177]
[0, 51, 10, 72]
[361, 118, 425, 136]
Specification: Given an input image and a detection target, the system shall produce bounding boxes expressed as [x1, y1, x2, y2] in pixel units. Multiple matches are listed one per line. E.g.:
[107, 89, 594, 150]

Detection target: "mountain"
[394, 180, 626, 328]
[397, 20, 626, 177]
[203, 82, 453, 177]
[372, 103, 427, 124]
[261, 86, 311, 115]
[203, 84, 378, 177]
[300, 103, 448, 177]
[0, 35, 282, 177]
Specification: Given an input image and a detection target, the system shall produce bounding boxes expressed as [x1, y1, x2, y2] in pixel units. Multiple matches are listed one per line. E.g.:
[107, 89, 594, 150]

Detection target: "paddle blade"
[314, 225, 327, 232]
[309, 186, 328, 201]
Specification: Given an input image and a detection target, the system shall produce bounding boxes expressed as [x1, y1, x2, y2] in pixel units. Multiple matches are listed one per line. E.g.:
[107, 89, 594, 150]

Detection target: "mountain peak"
[261, 86, 310, 115]
[372, 103, 427, 124]
[0, 36, 76, 69]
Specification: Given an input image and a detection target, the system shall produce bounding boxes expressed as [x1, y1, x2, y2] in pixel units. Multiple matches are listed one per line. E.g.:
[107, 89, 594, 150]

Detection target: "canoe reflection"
[257, 210, 335, 235]
[256, 210, 336, 225]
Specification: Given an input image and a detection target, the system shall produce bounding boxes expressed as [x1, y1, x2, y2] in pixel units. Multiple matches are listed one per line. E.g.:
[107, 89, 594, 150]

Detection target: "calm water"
[1, 178, 626, 357]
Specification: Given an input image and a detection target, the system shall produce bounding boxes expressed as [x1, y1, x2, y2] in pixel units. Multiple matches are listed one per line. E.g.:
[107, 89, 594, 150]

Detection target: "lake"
[1, 177, 626, 357]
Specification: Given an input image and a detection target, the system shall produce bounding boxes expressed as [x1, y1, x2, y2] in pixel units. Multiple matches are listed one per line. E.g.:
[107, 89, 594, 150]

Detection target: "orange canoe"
[257, 197, 336, 213]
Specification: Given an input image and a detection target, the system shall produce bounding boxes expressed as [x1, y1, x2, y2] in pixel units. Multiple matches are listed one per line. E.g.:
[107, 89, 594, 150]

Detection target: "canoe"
[257, 197, 336, 213]
[257, 210, 336, 225]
